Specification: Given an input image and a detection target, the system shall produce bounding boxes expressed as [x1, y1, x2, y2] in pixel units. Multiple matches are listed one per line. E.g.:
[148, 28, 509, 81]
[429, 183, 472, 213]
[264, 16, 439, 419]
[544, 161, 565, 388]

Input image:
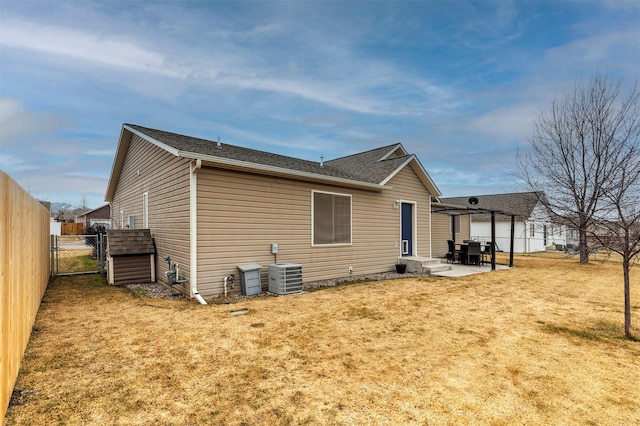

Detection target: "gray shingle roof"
[126, 124, 406, 185]
[326, 144, 412, 184]
[107, 229, 155, 256]
[440, 192, 544, 220]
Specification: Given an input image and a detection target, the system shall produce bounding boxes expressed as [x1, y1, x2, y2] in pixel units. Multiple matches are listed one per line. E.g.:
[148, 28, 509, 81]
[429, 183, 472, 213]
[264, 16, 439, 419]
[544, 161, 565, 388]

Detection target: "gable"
[81, 204, 110, 220]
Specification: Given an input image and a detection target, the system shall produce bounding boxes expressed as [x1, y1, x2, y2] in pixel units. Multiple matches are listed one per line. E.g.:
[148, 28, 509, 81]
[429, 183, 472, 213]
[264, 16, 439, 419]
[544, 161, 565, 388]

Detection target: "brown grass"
[5, 254, 640, 425]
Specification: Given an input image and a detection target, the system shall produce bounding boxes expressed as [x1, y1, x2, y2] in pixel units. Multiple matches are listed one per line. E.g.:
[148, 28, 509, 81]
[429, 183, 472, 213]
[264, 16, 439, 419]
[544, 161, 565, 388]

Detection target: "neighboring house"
[105, 124, 441, 299]
[430, 200, 471, 258]
[440, 192, 569, 253]
[76, 204, 112, 230]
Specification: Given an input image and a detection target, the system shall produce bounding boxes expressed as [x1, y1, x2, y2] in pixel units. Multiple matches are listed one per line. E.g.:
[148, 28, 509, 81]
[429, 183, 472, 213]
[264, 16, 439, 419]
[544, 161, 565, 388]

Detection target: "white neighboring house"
[440, 192, 572, 253]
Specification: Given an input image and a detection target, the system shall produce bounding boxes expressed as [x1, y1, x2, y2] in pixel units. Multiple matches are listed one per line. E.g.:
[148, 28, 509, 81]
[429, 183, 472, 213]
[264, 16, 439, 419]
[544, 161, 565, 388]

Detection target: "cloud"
[0, 98, 71, 146]
[0, 153, 37, 173]
[543, 29, 640, 73]
[85, 149, 116, 157]
[465, 103, 539, 144]
[0, 13, 454, 117]
[0, 19, 185, 78]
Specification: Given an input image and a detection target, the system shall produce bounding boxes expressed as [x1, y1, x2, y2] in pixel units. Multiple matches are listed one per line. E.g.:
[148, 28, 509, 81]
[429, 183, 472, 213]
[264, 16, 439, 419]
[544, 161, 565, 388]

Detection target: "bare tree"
[592, 139, 640, 337]
[518, 75, 639, 262]
[518, 74, 640, 337]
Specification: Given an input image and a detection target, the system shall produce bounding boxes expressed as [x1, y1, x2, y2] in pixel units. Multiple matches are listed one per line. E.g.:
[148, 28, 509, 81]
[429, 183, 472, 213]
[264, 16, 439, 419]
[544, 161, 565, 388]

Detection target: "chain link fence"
[51, 234, 106, 276]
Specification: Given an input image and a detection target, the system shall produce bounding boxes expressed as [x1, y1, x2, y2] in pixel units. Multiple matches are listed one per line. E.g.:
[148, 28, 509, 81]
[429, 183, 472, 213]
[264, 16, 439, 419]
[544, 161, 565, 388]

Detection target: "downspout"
[190, 159, 207, 305]
[428, 197, 432, 258]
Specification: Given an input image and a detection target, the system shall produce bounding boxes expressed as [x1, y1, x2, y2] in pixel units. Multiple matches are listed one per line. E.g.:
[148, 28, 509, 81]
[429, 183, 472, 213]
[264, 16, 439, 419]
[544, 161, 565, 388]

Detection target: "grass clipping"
[5, 254, 640, 425]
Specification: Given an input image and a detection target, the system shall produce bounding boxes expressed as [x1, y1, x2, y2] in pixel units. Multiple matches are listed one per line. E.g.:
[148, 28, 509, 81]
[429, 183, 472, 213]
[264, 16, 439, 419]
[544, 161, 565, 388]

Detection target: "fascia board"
[80, 204, 109, 216]
[179, 151, 391, 192]
[104, 126, 131, 202]
[378, 143, 407, 161]
[379, 155, 442, 196]
[124, 124, 181, 156]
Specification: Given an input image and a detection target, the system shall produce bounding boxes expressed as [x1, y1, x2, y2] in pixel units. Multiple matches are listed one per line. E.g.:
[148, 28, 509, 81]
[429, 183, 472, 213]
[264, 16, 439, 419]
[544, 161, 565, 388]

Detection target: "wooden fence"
[1, 171, 50, 420]
[61, 222, 84, 235]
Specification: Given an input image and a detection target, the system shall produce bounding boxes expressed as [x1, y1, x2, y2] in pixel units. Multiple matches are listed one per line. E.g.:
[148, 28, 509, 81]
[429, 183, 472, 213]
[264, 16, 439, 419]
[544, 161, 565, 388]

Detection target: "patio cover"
[432, 200, 516, 270]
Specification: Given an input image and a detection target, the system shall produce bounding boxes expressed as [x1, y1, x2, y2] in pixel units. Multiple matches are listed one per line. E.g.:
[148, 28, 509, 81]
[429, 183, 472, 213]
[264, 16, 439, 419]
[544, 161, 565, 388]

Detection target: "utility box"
[237, 263, 262, 296]
[268, 263, 303, 295]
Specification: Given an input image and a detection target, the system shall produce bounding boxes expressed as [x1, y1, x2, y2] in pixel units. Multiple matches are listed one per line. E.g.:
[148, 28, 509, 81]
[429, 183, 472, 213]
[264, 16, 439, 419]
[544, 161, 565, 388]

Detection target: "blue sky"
[1, 0, 638, 209]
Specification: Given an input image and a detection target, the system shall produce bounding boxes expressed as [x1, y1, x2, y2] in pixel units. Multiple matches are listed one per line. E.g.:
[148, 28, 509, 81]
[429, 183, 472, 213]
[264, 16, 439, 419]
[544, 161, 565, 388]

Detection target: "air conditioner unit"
[268, 263, 302, 295]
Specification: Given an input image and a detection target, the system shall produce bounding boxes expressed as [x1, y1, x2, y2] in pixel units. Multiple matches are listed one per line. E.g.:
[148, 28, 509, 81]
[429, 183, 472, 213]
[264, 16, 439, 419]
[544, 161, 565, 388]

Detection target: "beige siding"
[431, 212, 471, 258]
[111, 135, 191, 291]
[196, 165, 434, 297]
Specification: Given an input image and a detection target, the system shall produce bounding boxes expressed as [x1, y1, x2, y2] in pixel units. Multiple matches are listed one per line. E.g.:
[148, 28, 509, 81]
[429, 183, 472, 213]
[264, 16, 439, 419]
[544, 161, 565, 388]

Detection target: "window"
[450, 215, 461, 235]
[313, 191, 351, 245]
[530, 223, 535, 237]
[142, 192, 149, 228]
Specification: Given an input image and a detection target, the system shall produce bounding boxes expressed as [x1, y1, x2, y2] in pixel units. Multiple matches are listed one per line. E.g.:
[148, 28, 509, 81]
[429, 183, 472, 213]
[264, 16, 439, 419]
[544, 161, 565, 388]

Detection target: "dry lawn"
[5, 254, 640, 425]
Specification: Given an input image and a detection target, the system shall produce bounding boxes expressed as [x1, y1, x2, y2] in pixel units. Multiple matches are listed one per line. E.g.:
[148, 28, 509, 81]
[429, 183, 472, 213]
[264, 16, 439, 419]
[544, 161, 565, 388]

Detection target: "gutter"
[190, 159, 207, 305]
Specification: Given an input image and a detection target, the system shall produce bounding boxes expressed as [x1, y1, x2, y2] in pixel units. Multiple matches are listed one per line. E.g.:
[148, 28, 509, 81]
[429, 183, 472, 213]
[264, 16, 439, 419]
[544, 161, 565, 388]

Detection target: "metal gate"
[50, 234, 106, 276]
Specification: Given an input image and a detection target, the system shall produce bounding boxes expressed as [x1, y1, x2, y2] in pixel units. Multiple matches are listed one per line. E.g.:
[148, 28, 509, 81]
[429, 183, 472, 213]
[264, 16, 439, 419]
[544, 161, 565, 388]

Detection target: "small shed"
[106, 229, 156, 285]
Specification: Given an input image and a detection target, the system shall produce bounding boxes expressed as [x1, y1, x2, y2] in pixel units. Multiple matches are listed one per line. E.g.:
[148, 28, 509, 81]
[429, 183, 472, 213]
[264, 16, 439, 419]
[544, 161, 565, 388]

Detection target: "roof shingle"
[440, 192, 544, 220]
[126, 124, 409, 185]
[107, 229, 155, 256]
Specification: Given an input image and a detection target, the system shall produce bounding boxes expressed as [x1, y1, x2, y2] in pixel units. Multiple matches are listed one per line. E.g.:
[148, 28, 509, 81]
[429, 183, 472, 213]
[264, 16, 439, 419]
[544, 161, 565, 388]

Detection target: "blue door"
[401, 203, 413, 256]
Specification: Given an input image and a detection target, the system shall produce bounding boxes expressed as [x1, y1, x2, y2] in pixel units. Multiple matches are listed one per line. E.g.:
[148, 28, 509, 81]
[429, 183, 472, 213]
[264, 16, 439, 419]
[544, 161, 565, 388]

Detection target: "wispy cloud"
[1, 19, 188, 77]
[1, 12, 452, 117]
[0, 98, 71, 146]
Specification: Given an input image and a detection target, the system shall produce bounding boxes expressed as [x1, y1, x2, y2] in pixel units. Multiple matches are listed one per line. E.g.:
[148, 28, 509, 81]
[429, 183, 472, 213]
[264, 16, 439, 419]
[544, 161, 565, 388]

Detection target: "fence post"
[55, 236, 59, 276]
[98, 233, 104, 273]
[50, 235, 54, 278]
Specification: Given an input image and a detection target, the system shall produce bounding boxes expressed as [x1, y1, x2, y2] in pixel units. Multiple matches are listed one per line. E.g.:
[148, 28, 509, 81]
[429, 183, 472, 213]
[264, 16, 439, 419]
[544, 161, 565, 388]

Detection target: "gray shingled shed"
[106, 229, 156, 285]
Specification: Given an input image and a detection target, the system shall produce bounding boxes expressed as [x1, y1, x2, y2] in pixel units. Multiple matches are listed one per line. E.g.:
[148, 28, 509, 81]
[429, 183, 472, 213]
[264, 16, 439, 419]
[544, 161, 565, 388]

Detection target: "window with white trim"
[312, 191, 351, 245]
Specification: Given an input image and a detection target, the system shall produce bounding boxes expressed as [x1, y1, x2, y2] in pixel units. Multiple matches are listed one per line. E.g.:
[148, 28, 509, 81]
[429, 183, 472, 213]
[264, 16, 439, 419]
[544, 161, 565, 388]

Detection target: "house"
[76, 204, 112, 231]
[104, 124, 442, 300]
[439, 192, 569, 253]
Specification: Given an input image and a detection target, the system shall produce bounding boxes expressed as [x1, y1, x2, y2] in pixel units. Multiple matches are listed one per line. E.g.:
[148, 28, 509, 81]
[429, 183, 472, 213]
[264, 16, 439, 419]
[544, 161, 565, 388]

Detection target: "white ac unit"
[268, 263, 303, 295]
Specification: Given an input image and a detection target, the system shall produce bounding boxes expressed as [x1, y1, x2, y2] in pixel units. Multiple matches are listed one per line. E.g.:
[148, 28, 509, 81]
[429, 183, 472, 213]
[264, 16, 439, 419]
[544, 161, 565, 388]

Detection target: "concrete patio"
[430, 261, 511, 277]
[398, 256, 511, 277]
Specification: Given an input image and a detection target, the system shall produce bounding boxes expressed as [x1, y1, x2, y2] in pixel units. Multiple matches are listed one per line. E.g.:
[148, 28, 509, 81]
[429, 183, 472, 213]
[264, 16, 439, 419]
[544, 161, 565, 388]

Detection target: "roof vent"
[216, 137, 221, 149]
[320, 155, 324, 167]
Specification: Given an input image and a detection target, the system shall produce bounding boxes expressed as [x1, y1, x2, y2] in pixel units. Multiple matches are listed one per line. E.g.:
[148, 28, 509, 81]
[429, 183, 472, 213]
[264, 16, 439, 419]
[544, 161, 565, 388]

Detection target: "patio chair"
[466, 241, 481, 266]
[481, 243, 491, 265]
[446, 240, 457, 263]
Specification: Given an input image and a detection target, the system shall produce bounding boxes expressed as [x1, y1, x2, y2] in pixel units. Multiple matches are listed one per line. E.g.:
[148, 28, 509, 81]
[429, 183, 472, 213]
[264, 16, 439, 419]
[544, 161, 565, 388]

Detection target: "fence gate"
[50, 234, 106, 276]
